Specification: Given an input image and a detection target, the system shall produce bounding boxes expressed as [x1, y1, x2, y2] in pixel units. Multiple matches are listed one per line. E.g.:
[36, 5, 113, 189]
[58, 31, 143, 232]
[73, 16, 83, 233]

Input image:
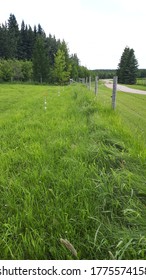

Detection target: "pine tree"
[117, 47, 138, 84]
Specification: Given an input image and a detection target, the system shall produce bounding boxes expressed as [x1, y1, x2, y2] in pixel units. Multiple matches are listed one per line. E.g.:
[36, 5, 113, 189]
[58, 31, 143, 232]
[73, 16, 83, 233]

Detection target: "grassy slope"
[0, 83, 146, 260]
[96, 82, 146, 144]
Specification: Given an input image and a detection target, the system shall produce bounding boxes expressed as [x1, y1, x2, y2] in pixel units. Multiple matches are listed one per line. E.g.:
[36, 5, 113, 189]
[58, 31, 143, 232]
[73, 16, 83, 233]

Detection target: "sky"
[0, 0, 145, 69]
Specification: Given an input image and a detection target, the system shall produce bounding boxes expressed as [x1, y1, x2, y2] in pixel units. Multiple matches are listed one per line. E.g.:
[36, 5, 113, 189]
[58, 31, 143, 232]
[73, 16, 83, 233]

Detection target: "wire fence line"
[77, 76, 117, 110]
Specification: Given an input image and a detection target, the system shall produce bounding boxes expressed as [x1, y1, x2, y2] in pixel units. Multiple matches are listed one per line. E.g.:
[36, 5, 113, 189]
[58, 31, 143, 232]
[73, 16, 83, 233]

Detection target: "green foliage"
[59, 40, 70, 71]
[0, 59, 33, 82]
[21, 61, 33, 81]
[53, 49, 71, 84]
[117, 47, 138, 84]
[70, 54, 79, 80]
[10, 60, 24, 81]
[78, 65, 90, 78]
[0, 60, 12, 81]
[32, 36, 49, 83]
[0, 84, 146, 259]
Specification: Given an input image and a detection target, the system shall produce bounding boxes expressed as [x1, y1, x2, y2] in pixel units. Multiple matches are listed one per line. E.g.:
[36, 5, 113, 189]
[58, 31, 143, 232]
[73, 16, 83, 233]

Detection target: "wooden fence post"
[86, 77, 88, 87]
[89, 76, 91, 90]
[82, 78, 85, 84]
[112, 76, 117, 109]
[95, 76, 98, 95]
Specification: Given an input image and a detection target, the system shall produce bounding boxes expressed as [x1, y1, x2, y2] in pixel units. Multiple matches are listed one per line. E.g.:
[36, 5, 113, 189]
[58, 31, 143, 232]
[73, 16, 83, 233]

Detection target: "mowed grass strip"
[0, 83, 146, 260]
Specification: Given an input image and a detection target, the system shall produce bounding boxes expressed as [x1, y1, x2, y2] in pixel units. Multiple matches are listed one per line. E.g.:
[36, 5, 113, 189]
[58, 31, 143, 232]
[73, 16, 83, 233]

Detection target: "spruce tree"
[70, 54, 80, 80]
[32, 35, 49, 83]
[0, 24, 9, 58]
[17, 20, 27, 59]
[26, 25, 35, 60]
[117, 47, 138, 84]
[7, 14, 19, 58]
[46, 34, 60, 67]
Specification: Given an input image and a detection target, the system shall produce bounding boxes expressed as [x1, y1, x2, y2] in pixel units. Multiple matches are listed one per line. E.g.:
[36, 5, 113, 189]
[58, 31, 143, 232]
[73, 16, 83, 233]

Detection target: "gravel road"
[103, 79, 146, 95]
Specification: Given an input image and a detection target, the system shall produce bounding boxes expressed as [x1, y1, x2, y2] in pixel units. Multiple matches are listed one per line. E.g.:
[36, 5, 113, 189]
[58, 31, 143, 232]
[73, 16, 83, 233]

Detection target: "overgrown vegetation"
[0, 83, 146, 260]
[0, 59, 32, 82]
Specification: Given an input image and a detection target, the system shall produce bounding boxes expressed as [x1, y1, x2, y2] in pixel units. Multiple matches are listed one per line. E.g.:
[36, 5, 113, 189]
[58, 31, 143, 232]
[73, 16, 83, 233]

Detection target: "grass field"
[137, 78, 146, 88]
[127, 84, 146, 91]
[0, 83, 146, 260]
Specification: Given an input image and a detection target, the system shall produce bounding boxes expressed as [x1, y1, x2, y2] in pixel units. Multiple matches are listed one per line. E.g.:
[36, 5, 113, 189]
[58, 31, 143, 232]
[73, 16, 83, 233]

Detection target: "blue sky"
[0, 0, 145, 69]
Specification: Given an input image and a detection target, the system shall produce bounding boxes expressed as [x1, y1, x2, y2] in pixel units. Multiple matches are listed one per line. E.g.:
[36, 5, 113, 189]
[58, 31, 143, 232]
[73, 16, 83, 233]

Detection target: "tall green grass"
[0, 83, 146, 259]
[93, 81, 146, 144]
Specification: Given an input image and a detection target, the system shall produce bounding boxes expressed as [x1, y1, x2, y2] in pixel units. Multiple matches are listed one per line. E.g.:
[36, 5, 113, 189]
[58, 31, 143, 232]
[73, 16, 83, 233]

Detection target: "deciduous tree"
[53, 49, 71, 84]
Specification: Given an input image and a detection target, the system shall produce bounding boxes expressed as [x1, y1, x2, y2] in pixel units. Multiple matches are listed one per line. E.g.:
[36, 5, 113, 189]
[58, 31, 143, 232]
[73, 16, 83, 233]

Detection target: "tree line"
[0, 15, 145, 85]
[90, 69, 116, 79]
[0, 14, 89, 84]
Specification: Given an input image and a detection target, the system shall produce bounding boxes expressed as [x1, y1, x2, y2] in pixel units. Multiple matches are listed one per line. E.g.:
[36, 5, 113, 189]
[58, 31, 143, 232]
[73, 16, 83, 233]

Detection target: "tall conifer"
[117, 47, 138, 84]
[7, 14, 19, 58]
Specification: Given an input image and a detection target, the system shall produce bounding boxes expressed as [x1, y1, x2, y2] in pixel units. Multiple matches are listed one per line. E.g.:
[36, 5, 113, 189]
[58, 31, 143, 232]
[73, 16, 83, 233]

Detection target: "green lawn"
[127, 84, 146, 91]
[137, 78, 146, 88]
[0, 83, 146, 260]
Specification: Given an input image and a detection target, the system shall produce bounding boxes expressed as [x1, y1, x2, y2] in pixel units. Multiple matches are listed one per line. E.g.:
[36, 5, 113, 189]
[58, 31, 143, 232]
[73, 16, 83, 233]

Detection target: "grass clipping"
[60, 238, 77, 257]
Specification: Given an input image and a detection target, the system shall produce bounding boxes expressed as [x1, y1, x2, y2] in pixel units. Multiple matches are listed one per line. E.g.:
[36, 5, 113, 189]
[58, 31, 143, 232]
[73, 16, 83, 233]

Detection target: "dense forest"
[0, 14, 89, 84]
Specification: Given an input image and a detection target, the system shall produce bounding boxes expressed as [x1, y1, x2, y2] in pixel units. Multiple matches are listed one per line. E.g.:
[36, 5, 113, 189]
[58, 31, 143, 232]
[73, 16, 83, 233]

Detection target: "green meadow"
[0, 83, 146, 260]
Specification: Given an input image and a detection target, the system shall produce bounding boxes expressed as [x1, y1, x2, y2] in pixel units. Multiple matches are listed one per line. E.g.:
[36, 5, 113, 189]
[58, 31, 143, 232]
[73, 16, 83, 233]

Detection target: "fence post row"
[78, 76, 117, 109]
[112, 76, 118, 110]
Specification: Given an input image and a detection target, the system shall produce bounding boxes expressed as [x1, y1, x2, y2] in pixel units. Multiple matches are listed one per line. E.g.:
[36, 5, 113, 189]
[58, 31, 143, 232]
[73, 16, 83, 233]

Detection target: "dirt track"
[103, 79, 146, 95]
